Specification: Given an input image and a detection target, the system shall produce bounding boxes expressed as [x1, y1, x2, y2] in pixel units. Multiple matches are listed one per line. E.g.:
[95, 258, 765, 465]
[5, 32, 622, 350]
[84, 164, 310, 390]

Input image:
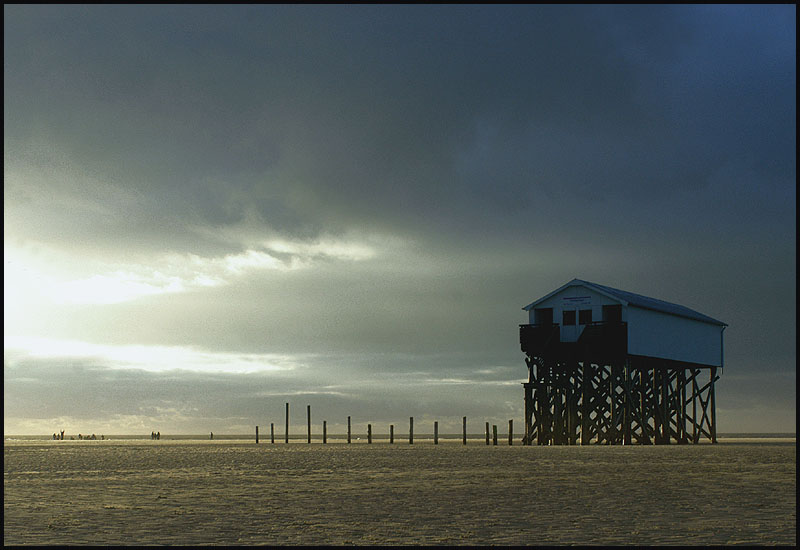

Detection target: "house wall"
[528, 286, 623, 342]
[626, 306, 724, 367]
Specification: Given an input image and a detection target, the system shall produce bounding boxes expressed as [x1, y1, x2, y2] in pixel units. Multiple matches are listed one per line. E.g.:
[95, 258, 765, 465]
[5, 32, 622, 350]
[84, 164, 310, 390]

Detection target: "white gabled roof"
[523, 279, 727, 327]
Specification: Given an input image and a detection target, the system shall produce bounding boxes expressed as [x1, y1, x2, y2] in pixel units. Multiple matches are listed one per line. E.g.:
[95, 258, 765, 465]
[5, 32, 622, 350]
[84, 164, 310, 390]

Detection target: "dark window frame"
[534, 308, 554, 325]
[602, 304, 622, 323]
[579, 309, 592, 325]
[563, 310, 576, 326]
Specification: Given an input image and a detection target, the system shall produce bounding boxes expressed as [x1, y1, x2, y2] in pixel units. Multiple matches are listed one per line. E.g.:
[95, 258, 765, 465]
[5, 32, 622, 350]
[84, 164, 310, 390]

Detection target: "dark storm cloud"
[7, 5, 793, 252]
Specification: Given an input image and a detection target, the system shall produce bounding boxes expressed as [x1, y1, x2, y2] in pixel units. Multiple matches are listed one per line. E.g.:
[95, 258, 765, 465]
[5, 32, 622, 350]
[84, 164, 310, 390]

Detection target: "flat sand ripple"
[4, 439, 796, 545]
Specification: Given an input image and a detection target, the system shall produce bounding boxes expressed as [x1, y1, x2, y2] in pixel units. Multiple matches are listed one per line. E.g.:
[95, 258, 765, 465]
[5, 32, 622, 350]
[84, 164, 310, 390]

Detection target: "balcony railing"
[520, 321, 627, 360]
[519, 323, 560, 356]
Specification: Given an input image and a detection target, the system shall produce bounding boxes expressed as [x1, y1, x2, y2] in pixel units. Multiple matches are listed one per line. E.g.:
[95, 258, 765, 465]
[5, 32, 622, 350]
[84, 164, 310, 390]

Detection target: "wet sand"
[4, 438, 795, 545]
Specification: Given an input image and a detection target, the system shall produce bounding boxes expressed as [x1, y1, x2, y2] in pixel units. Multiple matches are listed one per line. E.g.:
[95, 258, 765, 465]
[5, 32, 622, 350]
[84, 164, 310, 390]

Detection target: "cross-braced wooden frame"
[522, 355, 719, 445]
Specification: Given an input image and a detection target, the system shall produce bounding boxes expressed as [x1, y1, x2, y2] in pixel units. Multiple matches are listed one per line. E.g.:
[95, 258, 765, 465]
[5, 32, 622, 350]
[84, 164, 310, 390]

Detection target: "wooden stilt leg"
[623, 364, 632, 445]
[710, 367, 717, 444]
[581, 361, 589, 445]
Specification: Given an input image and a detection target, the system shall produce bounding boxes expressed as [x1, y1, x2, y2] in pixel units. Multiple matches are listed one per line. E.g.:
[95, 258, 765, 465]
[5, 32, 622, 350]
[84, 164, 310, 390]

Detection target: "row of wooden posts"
[253, 404, 516, 445]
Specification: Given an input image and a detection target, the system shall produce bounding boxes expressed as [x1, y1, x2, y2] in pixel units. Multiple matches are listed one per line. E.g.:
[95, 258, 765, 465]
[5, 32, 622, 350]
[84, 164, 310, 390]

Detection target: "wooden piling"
[390, 424, 394, 444]
[679, 369, 687, 444]
[434, 421, 438, 445]
[323, 420, 327, 444]
[623, 365, 632, 445]
[493, 425, 498, 445]
[508, 419, 513, 445]
[463, 416, 467, 445]
[285, 403, 289, 444]
[409, 417, 414, 444]
[368, 424, 372, 444]
[271, 423, 274, 444]
[710, 367, 717, 444]
[581, 363, 590, 445]
[485, 422, 490, 445]
[307, 405, 311, 444]
[661, 368, 670, 444]
[692, 371, 698, 443]
[255, 425, 259, 444]
[347, 416, 352, 444]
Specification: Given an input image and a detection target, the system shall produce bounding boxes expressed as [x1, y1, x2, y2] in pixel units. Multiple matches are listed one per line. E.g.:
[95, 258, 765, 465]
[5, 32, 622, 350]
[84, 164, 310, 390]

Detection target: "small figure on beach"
[210, 432, 213, 440]
[60, 430, 64, 440]
[53, 433, 57, 440]
[156, 431, 160, 440]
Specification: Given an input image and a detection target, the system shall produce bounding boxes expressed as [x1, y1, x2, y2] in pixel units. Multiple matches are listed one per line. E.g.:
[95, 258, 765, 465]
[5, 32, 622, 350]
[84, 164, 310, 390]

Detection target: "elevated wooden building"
[520, 279, 726, 445]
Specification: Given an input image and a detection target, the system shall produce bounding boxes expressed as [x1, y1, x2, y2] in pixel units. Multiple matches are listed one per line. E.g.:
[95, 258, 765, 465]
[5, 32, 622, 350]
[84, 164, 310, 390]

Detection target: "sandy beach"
[4, 437, 796, 545]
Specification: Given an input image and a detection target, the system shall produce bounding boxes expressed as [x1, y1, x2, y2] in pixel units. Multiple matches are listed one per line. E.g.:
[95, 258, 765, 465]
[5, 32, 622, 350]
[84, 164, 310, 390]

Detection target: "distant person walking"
[210, 432, 213, 440]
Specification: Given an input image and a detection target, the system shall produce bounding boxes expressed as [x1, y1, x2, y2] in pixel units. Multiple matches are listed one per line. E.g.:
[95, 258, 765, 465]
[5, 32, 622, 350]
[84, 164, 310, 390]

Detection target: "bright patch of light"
[4, 233, 384, 310]
[4, 253, 51, 326]
[5, 336, 299, 374]
[50, 272, 186, 305]
[264, 238, 376, 261]
[220, 249, 284, 274]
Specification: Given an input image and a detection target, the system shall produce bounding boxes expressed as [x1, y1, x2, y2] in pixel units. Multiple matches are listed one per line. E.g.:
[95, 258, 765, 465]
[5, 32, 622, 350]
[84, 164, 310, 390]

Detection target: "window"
[579, 309, 592, 325]
[603, 304, 622, 323]
[534, 308, 553, 325]
[563, 310, 576, 326]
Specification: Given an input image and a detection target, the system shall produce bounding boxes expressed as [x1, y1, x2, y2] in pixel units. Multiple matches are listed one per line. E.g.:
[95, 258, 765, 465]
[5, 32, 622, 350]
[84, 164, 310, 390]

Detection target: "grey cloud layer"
[4, 5, 795, 433]
[6, 5, 794, 252]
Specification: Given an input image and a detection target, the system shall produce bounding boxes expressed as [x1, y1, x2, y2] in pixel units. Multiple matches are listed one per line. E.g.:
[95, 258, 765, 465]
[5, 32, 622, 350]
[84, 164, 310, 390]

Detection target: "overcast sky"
[4, 5, 795, 436]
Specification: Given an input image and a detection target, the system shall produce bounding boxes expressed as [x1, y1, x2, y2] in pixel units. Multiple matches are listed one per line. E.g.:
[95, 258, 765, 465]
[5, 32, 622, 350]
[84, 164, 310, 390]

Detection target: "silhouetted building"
[520, 279, 726, 445]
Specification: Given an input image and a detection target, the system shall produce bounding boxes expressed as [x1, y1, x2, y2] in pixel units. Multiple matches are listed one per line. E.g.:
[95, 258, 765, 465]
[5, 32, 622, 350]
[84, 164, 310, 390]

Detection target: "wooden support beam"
[565, 372, 573, 445]
[710, 367, 718, 444]
[679, 369, 687, 444]
[692, 369, 698, 443]
[524, 354, 719, 446]
[608, 365, 616, 445]
[523, 383, 533, 445]
[662, 368, 670, 444]
[623, 365, 632, 445]
[581, 361, 589, 445]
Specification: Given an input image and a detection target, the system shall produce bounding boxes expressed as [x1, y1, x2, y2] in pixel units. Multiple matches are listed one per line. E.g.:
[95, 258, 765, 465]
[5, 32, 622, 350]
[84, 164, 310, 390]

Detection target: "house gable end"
[522, 279, 627, 311]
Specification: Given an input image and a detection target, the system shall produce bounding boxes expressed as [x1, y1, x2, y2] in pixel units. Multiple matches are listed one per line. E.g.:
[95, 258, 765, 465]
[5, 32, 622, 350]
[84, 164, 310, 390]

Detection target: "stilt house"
[519, 279, 726, 445]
